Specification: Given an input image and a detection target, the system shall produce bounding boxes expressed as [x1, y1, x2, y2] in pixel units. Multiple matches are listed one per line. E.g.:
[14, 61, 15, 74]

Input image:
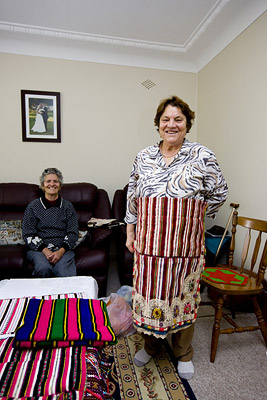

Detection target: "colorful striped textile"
[133, 197, 207, 338]
[0, 294, 89, 400]
[0, 294, 86, 339]
[13, 298, 117, 348]
[0, 337, 86, 399]
[0, 298, 28, 339]
[135, 197, 207, 258]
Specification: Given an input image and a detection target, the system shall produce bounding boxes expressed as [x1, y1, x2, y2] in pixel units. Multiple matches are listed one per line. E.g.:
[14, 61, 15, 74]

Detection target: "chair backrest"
[228, 210, 267, 284]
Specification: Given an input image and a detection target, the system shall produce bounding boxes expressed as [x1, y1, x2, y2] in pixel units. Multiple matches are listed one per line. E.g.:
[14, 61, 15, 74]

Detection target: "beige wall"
[0, 54, 196, 201]
[197, 11, 267, 229]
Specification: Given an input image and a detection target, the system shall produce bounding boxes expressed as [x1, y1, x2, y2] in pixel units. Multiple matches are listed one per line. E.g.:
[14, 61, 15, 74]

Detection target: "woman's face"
[42, 173, 61, 198]
[159, 105, 187, 147]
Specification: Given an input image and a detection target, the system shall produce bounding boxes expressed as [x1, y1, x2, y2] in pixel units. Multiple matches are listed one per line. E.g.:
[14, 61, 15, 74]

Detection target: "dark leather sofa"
[0, 182, 112, 297]
[112, 185, 134, 286]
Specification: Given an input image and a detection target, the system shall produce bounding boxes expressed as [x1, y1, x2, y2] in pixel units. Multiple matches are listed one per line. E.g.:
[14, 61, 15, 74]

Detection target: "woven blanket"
[0, 294, 85, 339]
[13, 298, 117, 349]
[0, 295, 89, 400]
[0, 337, 86, 399]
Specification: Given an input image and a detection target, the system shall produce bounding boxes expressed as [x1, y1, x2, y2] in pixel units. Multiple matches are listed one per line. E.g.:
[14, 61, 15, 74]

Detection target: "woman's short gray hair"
[40, 168, 63, 188]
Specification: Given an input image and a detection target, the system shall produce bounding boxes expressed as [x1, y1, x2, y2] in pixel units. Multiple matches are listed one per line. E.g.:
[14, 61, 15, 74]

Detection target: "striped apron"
[132, 197, 207, 338]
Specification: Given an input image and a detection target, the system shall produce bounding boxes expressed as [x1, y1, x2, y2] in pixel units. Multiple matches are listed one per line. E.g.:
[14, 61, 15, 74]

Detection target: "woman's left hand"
[48, 248, 66, 264]
[126, 224, 136, 253]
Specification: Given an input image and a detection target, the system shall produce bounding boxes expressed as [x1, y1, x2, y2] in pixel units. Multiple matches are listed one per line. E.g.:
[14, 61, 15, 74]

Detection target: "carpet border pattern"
[112, 333, 195, 400]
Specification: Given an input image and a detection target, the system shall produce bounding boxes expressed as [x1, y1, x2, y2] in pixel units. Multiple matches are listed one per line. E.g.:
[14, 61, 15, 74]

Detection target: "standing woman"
[125, 96, 228, 380]
[22, 168, 79, 277]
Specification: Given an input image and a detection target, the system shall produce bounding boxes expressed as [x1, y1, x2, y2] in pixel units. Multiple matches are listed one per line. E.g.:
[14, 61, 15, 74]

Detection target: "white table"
[0, 276, 98, 299]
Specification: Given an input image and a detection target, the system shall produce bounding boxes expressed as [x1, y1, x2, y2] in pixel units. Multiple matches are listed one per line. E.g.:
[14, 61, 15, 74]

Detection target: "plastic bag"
[116, 285, 133, 306]
[106, 293, 136, 337]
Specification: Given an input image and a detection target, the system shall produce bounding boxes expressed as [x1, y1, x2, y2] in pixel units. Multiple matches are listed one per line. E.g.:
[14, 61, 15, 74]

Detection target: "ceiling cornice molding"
[0, 0, 231, 56]
[184, 0, 231, 48]
[0, 21, 186, 54]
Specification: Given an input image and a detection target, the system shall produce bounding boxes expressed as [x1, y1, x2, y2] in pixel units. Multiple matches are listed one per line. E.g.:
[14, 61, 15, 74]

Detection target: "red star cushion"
[202, 268, 248, 285]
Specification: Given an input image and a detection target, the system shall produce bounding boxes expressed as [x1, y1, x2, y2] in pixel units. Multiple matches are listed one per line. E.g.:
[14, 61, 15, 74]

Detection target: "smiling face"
[42, 173, 61, 200]
[159, 105, 187, 148]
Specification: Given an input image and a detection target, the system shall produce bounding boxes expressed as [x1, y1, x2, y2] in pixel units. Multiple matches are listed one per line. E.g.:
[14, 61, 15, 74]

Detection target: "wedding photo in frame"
[21, 90, 61, 142]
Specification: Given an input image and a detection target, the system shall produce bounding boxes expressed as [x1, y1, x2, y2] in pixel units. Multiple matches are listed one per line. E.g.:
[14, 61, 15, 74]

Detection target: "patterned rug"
[108, 332, 197, 400]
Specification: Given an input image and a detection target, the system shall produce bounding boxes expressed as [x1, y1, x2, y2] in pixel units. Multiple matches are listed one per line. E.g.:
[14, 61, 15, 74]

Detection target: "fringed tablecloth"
[132, 197, 207, 338]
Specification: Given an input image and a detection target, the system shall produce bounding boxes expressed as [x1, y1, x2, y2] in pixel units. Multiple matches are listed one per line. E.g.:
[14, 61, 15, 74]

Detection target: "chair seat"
[202, 265, 263, 295]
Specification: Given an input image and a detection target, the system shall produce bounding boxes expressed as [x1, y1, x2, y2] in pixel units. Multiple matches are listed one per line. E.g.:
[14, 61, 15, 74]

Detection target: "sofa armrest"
[90, 227, 112, 248]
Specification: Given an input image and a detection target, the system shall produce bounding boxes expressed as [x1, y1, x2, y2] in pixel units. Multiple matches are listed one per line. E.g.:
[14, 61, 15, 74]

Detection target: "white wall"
[197, 11, 267, 224]
[0, 54, 196, 202]
[197, 12, 267, 264]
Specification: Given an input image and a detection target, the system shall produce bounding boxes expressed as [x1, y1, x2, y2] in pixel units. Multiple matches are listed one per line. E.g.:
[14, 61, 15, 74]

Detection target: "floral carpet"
[109, 332, 197, 400]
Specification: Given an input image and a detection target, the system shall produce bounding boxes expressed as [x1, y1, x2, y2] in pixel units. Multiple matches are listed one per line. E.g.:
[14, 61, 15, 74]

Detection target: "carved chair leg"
[252, 295, 267, 346]
[210, 294, 224, 363]
[229, 295, 236, 319]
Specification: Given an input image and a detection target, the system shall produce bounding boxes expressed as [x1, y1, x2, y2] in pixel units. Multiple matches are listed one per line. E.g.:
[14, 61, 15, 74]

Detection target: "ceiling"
[0, 0, 266, 72]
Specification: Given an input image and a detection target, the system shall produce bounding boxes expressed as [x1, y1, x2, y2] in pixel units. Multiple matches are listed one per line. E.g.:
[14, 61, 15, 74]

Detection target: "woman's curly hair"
[154, 95, 195, 133]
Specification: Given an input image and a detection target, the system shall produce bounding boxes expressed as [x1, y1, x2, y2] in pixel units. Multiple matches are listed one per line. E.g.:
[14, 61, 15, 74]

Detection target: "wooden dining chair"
[201, 210, 267, 362]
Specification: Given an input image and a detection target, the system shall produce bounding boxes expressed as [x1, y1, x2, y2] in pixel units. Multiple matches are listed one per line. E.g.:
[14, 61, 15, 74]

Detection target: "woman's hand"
[42, 247, 65, 264]
[42, 247, 53, 261]
[126, 224, 136, 254]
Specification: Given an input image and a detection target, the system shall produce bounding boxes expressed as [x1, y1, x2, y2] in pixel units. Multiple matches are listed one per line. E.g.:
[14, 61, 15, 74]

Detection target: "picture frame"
[21, 90, 61, 142]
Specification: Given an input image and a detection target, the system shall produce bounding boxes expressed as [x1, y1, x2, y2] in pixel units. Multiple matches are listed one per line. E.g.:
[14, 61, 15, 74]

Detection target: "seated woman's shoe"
[134, 347, 152, 367]
[177, 360, 194, 380]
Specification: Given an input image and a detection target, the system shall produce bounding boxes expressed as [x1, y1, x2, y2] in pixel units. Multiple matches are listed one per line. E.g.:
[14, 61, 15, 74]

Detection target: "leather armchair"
[0, 182, 112, 297]
[112, 185, 134, 286]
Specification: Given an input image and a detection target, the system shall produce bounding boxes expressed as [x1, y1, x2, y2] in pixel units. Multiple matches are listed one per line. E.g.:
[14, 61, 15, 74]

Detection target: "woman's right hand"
[42, 247, 53, 261]
[126, 224, 136, 253]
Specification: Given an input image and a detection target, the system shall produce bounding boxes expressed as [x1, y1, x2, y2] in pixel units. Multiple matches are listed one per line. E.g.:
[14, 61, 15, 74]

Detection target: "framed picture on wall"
[21, 90, 61, 142]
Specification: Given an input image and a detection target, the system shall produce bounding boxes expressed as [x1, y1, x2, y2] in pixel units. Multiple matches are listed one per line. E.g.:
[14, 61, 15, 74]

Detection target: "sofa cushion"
[0, 220, 87, 249]
[0, 220, 25, 245]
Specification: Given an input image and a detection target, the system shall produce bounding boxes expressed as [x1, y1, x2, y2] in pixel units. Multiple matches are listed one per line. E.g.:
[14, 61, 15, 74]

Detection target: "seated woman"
[22, 168, 79, 277]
